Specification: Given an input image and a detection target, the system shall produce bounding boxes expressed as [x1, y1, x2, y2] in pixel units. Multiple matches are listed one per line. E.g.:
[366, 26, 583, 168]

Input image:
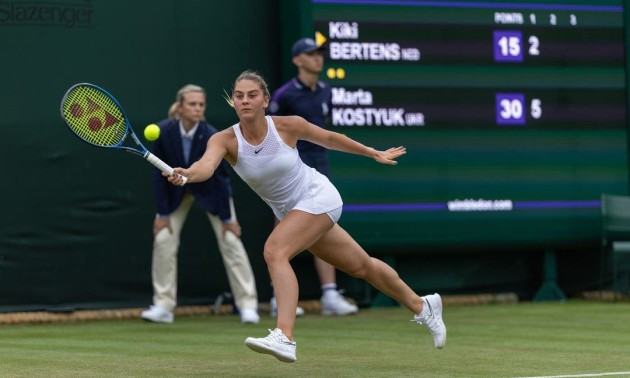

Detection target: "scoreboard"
[308, 0, 627, 249]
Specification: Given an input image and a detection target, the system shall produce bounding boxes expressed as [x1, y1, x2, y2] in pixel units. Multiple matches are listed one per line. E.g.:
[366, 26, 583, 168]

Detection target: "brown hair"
[224, 70, 271, 108]
[168, 84, 206, 119]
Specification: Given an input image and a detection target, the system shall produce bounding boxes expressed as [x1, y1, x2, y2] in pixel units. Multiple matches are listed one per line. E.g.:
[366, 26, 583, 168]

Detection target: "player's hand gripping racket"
[60, 83, 187, 185]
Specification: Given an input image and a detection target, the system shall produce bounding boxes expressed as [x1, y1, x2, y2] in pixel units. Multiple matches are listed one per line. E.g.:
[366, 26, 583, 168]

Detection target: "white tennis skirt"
[269, 170, 343, 224]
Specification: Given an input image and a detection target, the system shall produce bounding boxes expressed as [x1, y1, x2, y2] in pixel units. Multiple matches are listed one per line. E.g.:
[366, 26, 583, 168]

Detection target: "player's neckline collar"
[238, 118, 269, 147]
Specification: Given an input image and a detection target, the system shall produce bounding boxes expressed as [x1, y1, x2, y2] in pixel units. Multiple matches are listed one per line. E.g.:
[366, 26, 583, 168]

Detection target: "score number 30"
[496, 93, 542, 125]
[493, 31, 539, 62]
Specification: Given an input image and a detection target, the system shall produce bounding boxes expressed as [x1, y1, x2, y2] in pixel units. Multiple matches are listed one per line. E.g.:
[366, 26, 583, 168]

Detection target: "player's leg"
[308, 224, 446, 348]
[308, 224, 423, 313]
[142, 194, 193, 323]
[269, 216, 305, 317]
[264, 210, 334, 339]
[245, 210, 334, 362]
[207, 199, 259, 324]
[302, 153, 357, 315]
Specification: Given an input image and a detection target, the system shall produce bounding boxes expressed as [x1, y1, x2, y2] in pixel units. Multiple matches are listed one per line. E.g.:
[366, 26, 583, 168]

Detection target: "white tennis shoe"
[269, 297, 305, 317]
[240, 308, 260, 324]
[140, 305, 174, 324]
[321, 290, 358, 316]
[414, 293, 446, 348]
[245, 328, 297, 363]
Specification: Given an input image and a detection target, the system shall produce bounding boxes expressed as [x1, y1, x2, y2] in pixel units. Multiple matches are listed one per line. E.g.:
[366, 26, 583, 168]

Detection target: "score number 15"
[493, 31, 540, 62]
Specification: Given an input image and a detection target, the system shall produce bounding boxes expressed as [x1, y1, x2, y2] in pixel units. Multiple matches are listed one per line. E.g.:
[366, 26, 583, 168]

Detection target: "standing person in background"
[140, 84, 260, 324]
[268, 37, 358, 316]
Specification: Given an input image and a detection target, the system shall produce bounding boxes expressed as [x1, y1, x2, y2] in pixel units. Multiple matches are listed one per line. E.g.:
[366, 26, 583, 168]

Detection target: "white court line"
[517, 372, 630, 378]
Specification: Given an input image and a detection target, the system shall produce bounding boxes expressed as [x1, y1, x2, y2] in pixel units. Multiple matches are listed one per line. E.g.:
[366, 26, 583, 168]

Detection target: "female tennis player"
[165, 70, 446, 362]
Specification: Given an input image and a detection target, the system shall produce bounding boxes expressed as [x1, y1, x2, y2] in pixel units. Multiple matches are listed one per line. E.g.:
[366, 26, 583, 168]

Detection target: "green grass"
[1, 301, 629, 377]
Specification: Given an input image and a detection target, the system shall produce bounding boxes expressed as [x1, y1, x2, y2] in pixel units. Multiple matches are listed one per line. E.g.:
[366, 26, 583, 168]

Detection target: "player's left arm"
[292, 116, 406, 165]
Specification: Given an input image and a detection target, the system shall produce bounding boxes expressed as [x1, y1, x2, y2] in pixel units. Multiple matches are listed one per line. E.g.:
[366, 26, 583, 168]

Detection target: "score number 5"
[493, 31, 540, 62]
[496, 93, 542, 126]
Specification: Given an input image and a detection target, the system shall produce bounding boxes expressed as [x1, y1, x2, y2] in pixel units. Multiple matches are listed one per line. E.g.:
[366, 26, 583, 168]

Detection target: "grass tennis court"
[1, 301, 629, 377]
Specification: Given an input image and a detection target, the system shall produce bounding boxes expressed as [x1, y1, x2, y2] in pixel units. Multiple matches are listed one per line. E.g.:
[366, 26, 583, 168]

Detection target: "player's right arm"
[165, 132, 228, 185]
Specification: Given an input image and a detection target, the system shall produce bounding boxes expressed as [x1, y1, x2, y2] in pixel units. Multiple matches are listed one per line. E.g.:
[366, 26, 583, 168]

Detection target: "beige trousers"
[151, 194, 258, 311]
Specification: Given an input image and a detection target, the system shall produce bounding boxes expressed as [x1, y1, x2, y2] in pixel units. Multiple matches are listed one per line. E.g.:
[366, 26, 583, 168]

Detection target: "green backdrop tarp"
[0, 0, 280, 311]
[0, 0, 626, 312]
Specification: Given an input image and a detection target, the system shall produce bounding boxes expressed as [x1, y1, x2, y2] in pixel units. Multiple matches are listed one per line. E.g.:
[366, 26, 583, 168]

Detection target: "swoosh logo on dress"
[255, 148, 263, 154]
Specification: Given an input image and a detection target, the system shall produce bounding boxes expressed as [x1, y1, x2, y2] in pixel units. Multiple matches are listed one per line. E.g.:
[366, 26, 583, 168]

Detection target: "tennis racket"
[60, 83, 187, 185]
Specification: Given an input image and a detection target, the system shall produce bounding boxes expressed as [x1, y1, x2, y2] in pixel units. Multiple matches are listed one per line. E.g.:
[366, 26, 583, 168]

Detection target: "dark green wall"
[0, 0, 283, 311]
[0, 0, 626, 312]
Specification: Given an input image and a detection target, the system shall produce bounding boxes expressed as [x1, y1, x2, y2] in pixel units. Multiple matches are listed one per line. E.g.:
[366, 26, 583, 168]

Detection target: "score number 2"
[496, 93, 542, 126]
[493, 31, 540, 62]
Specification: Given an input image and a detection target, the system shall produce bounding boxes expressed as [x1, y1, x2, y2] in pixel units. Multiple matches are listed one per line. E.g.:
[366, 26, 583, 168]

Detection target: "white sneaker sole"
[428, 293, 446, 349]
[140, 315, 173, 324]
[245, 338, 296, 363]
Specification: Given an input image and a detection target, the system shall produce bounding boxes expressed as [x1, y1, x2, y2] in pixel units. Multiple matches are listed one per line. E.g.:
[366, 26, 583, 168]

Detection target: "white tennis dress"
[231, 116, 343, 221]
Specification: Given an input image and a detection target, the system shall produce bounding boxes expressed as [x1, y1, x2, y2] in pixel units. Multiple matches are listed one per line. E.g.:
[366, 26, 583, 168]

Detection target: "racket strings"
[61, 86, 126, 147]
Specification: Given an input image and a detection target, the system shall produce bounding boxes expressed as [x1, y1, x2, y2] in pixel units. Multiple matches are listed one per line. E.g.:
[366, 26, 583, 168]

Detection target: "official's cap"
[291, 37, 326, 57]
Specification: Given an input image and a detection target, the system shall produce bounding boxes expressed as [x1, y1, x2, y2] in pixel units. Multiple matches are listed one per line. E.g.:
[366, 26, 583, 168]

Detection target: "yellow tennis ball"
[144, 124, 160, 141]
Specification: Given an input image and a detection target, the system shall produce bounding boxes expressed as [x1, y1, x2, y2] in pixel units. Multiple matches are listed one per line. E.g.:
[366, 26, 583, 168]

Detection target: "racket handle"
[144, 152, 188, 185]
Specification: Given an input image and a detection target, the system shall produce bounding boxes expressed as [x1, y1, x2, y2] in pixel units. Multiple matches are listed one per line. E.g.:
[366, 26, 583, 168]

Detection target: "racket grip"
[145, 152, 188, 185]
